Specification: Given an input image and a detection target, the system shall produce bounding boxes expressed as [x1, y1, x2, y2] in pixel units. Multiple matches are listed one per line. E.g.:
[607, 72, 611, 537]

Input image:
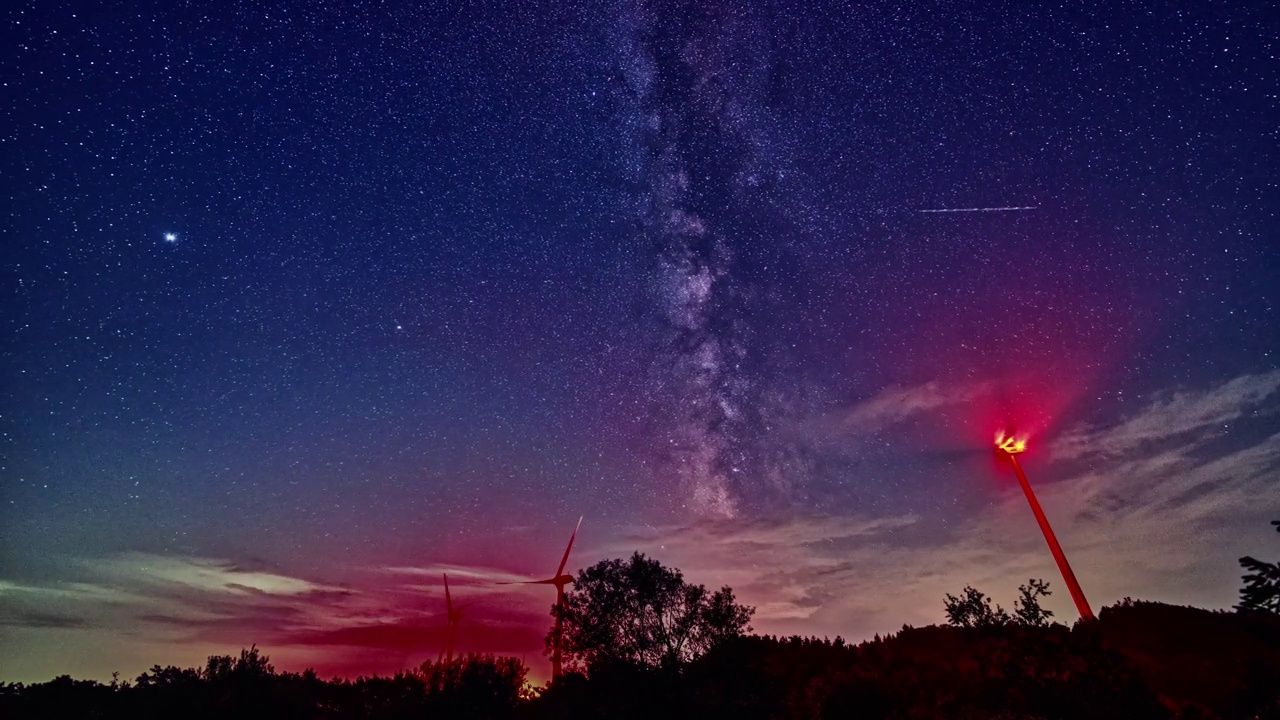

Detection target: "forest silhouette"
[3, 534, 1279, 720]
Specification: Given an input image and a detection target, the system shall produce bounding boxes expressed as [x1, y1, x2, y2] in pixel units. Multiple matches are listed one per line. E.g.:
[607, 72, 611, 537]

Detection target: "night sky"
[3, 0, 1278, 685]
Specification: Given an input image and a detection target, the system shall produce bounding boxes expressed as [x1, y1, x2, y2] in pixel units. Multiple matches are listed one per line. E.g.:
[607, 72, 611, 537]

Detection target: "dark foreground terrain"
[3, 601, 1278, 720]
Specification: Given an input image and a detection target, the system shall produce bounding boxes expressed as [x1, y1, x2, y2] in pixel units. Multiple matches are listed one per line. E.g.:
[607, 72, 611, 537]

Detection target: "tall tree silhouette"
[554, 552, 753, 673]
[1237, 520, 1280, 613]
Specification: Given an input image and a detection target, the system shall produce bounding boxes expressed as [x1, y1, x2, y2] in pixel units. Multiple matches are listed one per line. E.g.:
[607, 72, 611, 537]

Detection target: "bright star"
[163, 233, 178, 242]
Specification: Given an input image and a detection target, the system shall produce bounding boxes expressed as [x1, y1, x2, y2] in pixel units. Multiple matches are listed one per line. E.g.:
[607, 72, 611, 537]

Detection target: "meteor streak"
[918, 206, 1038, 213]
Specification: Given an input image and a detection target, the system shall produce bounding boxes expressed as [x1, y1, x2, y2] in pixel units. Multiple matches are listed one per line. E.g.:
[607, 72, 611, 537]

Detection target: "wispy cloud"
[592, 515, 920, 624]
[0, 607, 89, 629]
[0, 557, 351, 642]
[279, 612, 546, 654]
[382, 564, 534, 587]
[835, 381, 984, 435]
[0, 579, 156, 636]
[0, 553, 554, 681]
[1052, 370, 1280, 460]
[0, 580, 139, 604]
[618, 514, 919, 549]
[93, 553, 338, 597]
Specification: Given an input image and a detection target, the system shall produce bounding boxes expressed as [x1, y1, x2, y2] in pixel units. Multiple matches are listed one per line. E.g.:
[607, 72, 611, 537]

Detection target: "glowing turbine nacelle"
[995, 432, 1027, 455]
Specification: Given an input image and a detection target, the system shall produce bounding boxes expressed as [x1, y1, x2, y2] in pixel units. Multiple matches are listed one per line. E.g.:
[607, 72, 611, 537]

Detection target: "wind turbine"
[437, 573, 464, 663]
[994, 432, 1094, 621]
[509, 516, 582, 681]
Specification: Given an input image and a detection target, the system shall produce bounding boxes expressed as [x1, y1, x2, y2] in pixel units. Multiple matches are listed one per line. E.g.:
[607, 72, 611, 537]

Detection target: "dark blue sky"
[2, 0, 1277, 683]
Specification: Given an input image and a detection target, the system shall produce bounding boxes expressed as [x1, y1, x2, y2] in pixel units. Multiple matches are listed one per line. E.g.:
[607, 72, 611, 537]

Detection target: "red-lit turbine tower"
[995, 433, 1095, 621]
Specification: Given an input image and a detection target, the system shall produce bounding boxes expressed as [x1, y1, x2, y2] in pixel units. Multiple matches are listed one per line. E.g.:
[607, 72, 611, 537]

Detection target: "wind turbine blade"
[555, 516, 583, 577]
[496, 577, 561, 586]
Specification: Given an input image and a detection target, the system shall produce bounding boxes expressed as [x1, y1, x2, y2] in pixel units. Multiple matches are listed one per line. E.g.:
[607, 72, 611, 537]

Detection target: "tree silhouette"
[417, 655, 528, 717]
[204, 645, 274, 683]
[943, 586, 1010, 628]
[3, 607, 1279, 720]
[1237, 520, 1280, 613]
[1013, 578, 1055, 626]
[555, 552, 753, 673]
[945, 580, 1055, 628]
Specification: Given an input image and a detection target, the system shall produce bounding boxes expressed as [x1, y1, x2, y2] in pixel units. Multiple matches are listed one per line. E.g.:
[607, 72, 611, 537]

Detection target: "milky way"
[612, 1, 818, 516]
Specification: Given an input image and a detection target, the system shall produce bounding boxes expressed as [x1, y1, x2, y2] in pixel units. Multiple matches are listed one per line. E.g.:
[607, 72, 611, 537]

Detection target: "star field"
[1, 0, 1277, 683]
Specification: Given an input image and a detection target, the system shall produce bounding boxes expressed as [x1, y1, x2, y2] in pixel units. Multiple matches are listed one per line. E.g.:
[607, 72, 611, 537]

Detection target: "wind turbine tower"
[520, 516, 583, 681]
[437, 573, 464, 663]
